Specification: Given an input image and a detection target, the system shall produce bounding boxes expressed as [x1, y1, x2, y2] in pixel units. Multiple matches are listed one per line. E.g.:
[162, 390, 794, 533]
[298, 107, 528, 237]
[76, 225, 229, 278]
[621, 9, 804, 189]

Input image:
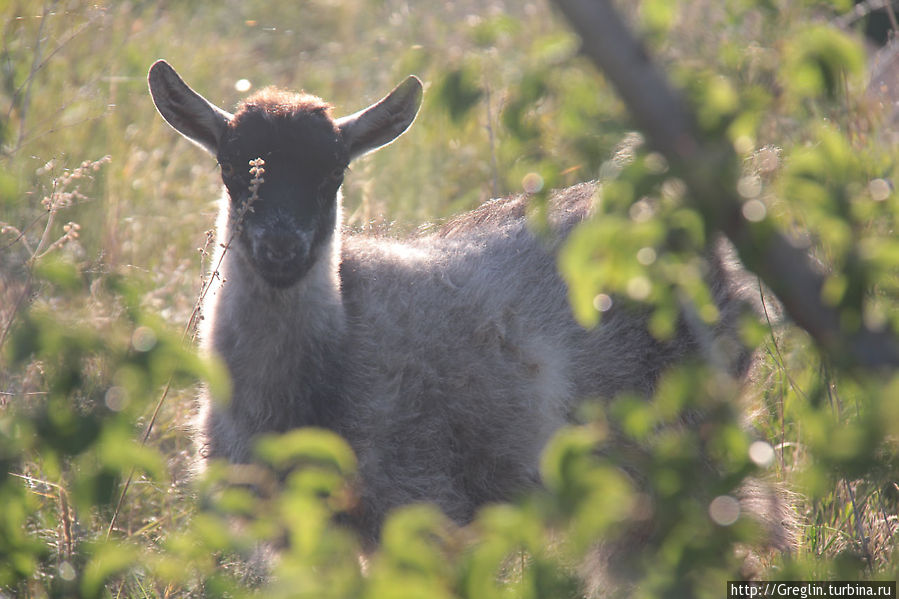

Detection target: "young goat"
[148, 61, 794, 552]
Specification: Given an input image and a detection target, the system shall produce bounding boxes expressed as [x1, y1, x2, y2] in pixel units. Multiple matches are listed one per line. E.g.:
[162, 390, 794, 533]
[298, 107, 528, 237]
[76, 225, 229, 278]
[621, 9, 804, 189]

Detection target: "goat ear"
[148, 60, 232, 155]
[337, 76, 423, 161]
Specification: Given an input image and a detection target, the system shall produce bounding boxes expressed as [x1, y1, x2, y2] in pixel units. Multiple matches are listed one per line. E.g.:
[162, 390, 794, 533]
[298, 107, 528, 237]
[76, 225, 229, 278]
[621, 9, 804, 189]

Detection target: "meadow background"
[1, 0, 898, 597]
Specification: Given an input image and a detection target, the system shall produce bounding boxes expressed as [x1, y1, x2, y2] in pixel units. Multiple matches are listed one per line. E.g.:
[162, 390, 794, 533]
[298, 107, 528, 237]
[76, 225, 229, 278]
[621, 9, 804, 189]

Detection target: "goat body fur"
[201, 180, 760, 538]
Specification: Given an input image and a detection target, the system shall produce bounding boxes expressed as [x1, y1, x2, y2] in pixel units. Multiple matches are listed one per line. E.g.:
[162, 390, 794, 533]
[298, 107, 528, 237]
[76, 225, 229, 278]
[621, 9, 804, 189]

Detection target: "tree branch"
[551, 0, 899, 370]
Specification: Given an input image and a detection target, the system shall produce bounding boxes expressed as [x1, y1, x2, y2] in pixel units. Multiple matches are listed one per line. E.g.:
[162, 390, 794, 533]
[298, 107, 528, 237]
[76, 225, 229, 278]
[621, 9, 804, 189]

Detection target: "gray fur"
[148, 62, 795, 556]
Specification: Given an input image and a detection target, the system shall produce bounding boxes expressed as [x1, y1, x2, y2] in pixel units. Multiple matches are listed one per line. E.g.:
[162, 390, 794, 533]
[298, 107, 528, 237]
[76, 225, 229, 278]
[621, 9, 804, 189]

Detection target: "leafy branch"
[551, 0, 899, 370]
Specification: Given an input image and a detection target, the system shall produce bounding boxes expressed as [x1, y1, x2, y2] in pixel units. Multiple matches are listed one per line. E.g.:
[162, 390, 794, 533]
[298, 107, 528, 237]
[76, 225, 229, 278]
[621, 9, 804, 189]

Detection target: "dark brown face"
[218, 106, 349, 288]
[149, 61, 422, 288]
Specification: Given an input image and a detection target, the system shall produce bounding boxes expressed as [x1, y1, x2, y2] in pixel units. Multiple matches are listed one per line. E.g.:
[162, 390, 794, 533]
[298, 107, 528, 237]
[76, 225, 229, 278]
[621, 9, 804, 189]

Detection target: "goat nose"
[260, 234, 301, 264]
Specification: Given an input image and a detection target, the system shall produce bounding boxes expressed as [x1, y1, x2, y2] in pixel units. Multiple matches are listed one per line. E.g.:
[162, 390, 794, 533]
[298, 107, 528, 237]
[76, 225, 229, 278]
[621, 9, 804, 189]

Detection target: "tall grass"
[1, 1, 897, 597]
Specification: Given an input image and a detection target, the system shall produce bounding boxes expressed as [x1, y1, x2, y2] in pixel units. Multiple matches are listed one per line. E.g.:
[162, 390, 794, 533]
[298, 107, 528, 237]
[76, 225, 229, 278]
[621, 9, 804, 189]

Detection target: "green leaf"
[81, 542, 139, 599]
[33, 255, 82, 293]
[255, 428, 357, 475]
[781, 25, 864, 101]
[436, 66, 483, 124]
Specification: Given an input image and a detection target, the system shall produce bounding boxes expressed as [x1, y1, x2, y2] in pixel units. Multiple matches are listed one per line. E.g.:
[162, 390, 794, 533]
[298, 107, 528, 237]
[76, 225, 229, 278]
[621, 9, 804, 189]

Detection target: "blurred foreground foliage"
[0, 0, 898, 597]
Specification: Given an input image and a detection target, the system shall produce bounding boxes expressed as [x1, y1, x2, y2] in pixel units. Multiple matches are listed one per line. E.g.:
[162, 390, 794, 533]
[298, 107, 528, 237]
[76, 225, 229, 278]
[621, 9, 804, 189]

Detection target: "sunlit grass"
[1, 0, 897, 597]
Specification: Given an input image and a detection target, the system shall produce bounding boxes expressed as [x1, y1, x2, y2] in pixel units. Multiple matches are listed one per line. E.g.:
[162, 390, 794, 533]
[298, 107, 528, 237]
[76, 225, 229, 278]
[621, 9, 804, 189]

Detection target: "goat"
[147, 61, 795, 555]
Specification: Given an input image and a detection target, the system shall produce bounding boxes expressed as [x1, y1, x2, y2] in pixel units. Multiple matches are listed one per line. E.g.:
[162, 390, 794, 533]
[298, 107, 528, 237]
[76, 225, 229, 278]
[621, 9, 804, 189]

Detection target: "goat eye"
[220, 162, 235, 178]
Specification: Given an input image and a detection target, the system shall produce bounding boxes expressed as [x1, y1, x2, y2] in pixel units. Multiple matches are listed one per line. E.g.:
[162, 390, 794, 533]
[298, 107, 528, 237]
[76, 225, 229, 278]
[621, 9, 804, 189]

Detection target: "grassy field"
[1, 0, 898, 597]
